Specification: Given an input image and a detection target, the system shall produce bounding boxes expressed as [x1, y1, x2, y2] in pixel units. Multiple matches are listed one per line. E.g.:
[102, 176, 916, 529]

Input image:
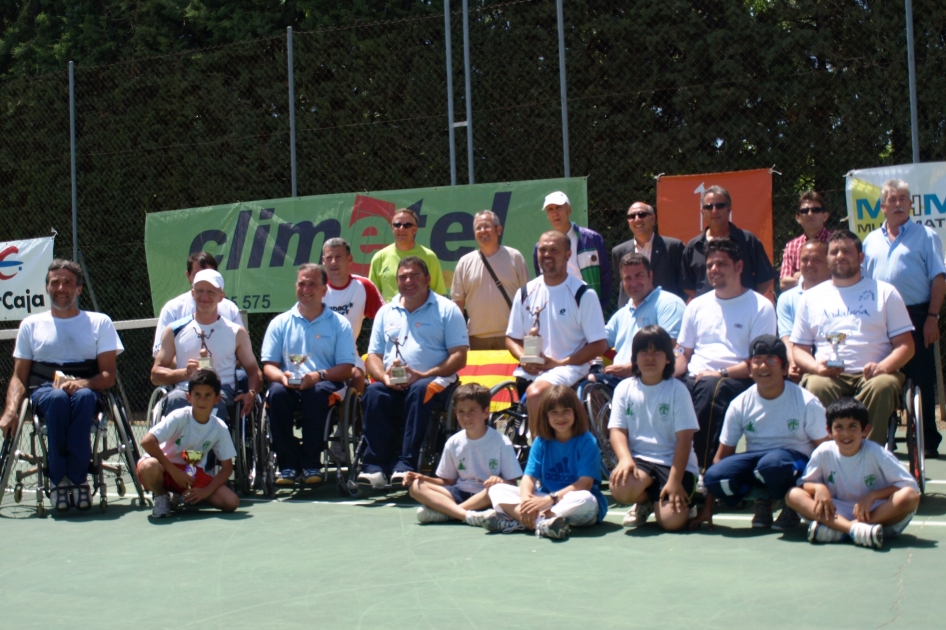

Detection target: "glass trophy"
[181, 450, 203, 478]
[823, 332, 847, 369]
[287, 353, 310, 386]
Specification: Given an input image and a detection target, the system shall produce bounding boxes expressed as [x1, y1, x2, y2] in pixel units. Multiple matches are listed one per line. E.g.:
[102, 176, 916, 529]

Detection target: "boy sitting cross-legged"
[404, 383, 522, 525]
[786, 397, 920, 549]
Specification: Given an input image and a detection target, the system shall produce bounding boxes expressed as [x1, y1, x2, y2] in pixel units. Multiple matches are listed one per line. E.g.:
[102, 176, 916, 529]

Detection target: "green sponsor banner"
[145, 177, 588, 315]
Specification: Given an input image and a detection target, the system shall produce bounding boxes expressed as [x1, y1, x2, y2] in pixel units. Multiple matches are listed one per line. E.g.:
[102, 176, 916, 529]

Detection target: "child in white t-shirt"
[137, 370, 240, 518]
[786, 397, 920, 549]
[608, 325, 699, 531]
[404, 383, 522, 525]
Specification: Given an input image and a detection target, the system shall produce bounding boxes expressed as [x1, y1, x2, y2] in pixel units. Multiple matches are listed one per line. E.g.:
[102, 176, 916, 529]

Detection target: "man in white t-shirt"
[322, 238, 385, 393]
[152, 251, 242, 356]
[452, 210, 530, 350]
[693, 336, 828, 531]
[791, 230, 915, 444]
[507, 231, 608, 427]
[1, 260, 123, 512]
[152, 269, 262, 422]
[675, 239, 777, 470]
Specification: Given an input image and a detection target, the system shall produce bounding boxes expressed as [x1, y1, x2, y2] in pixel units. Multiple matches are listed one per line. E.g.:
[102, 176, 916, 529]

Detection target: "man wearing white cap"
[151, 269, 262, 421]
[534, 191, 612, 312]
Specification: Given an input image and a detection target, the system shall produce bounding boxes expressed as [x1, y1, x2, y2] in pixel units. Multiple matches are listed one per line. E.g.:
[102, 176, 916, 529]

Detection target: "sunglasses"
[701, 202, 730, 211]
[627, 212, 653, 220]
[797, 207, 825, 215]
[392, 222, 415, 229]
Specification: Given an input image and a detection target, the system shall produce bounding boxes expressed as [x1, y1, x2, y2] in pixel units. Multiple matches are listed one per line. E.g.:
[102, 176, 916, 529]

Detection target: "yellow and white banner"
[846, 162, 946, 240]
[0, 237, 54, 321]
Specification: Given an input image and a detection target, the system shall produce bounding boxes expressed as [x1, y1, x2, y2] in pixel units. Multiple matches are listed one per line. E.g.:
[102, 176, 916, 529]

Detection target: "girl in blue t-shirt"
[484, 385, 606, 540]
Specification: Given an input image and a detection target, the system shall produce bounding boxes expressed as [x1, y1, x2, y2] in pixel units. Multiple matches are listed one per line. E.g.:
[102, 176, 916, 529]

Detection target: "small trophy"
[287, 353, 309, 386]
[390, 336, 410, 385]
[181, 450, 203, 478]
[197, 328, 214, 371]
[53, 371, 76, 389]
[521, 301, 547, 364]
[823, 332, 847, 369]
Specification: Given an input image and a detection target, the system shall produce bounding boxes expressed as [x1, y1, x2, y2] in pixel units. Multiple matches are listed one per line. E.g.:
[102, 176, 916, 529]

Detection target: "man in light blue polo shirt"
[776, 240, 830, 382]
[597, 252, 685, 389]
[357, 256, 469, 489]
[261, 263, 356, 485]
[863, 179, 946, 457]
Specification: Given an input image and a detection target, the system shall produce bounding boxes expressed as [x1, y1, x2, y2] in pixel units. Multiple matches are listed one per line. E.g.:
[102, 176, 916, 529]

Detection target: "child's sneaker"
[622, 500, 654, 528]
[416, 506, 452, 524]
[152, 494, 172, 518]
[807, 521, 844, 544]
[535, 515, 571, 540]
[302, 469, 324, 485]
[772, 506, 801, 531]
[465, 510, 489, 527]
[276, 468, 297, 486]
[482, 509, 525, 533]
[849, 522, 884, 549]
[751, 498, 773, 528]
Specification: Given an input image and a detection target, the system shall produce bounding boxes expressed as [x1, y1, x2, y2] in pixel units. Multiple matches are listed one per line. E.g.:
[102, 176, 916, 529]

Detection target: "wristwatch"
[719, 368, 729, 378]
[550, 492, 559, 504]
[928, 313, 940, 320]
[318, 370, 329, 382]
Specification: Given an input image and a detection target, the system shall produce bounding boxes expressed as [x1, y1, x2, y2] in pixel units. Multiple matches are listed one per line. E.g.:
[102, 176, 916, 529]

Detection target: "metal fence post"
[69, 61, 78, 260]
[556, 0, 570, 178]
[905, 0, 920, 164]
[445, 1, 457, 186]
[287, 27, 298, 198]
[462, 0, 474, 184]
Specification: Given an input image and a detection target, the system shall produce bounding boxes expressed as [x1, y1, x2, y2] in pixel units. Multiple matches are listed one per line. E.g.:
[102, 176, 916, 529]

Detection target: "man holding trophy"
[261, 264, 356, 485]
[791, 231, 915, 444]
[506, 231, 608, 428]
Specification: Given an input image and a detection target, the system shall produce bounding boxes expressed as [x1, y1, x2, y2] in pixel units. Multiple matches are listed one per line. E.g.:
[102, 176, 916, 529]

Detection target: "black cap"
[749, 334, 788, 366]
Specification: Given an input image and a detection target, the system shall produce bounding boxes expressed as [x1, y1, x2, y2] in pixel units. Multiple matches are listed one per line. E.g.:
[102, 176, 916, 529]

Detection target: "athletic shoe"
[276, 468, 297, 486]
[751, 498, 774, 529]
[465, 510, 489, 527]
[152, 494, 172, 518]
[482, 509, 525, 534]
[849, 522, 883, 549]
[357, 471, 388, 490]
[807, 521, 844, 544]
[390, 471, 409, 487]
[53, 483, 71, 513]
[416, 506, 452, 524]
[622, 500, 654, 528]
[772, 506, 801, 531]
[535, 515, 571, 540]
[302, 469, 324, 485]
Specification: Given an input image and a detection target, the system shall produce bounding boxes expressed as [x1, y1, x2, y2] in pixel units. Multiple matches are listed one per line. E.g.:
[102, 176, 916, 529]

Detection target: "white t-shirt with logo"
[324, 274, 385, 341]
[148, 407, 237, 469]
[790, 278, 914, 373]
[14, 310, 124, 363]
[152, 292, 242, 356]
[720, 382, 828, 456]
[435, 426, 523, 494]
[172, 317, 243, 387]
[608, 377, 700, 475]
[800, 440, 918, 503]
[677, 289, 776, 376]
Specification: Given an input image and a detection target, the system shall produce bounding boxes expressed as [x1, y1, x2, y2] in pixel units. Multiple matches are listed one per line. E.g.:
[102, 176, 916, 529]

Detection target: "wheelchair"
[885, 378, 925, 495]
[0, 390, 148, 516]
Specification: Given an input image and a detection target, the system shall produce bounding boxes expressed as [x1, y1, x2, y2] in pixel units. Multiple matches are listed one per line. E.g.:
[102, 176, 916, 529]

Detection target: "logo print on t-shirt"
[559, 308, 566, 315]
[858, 290, 876, 302]
[659, 403, 670, 417]
[489, 458, 499, 472]
[827, 471, 836, 484]
[546, 457, 571, 483]
[625, 405, 634, 417]
[330, 302, 354, 316]
[787, 419, 799, 434]
[746, 420, 756, 433]
[864, 474, 877, 489]
[457, 459, 467, 471]
[202, 440, 212, 451]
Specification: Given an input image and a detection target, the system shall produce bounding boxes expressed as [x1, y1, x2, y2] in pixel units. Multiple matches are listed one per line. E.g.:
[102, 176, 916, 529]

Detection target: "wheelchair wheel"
[592, 401, 617, 478]
[257, 408, 276, 499]
[905, 383, 926, 495]
[107, 392, 148, 506]
[488, 380, 521, 414]
[239, 397, 260, 495]
[231, 400, 249, 495]
[1, 400, 46, 514]
[147, 386, 169, 428]
[0, 406, 28, 506]
[490, 406, 530, 468]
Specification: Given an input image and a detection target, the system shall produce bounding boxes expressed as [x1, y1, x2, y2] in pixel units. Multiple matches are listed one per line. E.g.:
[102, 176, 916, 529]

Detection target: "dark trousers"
[903, 305, 940, 451]
[268, 381, 343, 471]
[31, 385, 99, 486]
[683, 375, 753, 471]
[703, 449, 809, 506]
[361, 377, 452, 475]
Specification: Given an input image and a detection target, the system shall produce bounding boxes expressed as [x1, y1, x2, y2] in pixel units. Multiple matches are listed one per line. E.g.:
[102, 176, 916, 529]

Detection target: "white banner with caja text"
[0, 237, 54, 321]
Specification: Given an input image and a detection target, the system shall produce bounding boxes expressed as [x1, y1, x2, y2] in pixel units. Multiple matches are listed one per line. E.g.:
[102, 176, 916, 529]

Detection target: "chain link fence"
[2, 0, 945, 417]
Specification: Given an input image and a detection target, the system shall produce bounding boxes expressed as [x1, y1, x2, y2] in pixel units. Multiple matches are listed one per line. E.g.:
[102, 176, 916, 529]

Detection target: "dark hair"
[187, 251, 219, 274]
[827, 229, 863, 254]
[619, 252, 652, 274]
[825, 397, 868, 430]
[188, 369, 222, 395]
[297, 263, 328, 285]
[630, 325, 675, 380]
[798, 190, 825, 210]
[800, 239, 828, 254]
[397, 256, 429, 277]
[700, 185, 731, 206]
[704, 238, 742, 264]
[393, 208, 420, 225]
[46, 259, 84, 287]
[452, 383, 491, 414]
[533, 385, 588, 441]
[322, 237, 351, 255]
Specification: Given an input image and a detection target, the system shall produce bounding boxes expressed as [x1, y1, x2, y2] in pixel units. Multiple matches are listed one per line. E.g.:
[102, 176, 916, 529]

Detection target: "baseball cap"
[543, 191, 570, 209]
[749, 334, 787, 365]
[192, 269, 225, 290]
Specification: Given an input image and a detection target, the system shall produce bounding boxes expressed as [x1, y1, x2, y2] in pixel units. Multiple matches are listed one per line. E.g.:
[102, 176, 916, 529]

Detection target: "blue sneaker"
[276, 468, 298, 485]
[302, 469, 324, 484]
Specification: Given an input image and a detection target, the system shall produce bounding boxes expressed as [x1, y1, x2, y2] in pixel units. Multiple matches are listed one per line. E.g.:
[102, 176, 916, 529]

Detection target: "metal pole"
[287, 27, 298, 197]
[905, 0, 920, 164]
[445, 1, 457, 186]
[556, 0, 570, 178]
[69, 61, 78, 261]
[462, 0, 474, 184]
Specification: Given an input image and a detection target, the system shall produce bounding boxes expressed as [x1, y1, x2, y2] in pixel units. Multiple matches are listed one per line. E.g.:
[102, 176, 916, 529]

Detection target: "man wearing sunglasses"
[611, 202, 686, 307]
[779, 191, 833, 291]
[369, 208, 447, 301]
[681, 186, 776, 299]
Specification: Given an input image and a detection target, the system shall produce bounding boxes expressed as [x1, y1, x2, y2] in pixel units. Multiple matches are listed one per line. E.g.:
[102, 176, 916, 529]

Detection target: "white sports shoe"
[357, 471, 388, 490]
[807, 521, 844, 544]
[465, 510, 489, 527]
[416, 506, 452, 524]
[623, 501, 654, 528]
[152, 494, 172, 518]
[849, 522, 883, 549]
[535, 515, 570, 540]
[390, 471, 409, 487]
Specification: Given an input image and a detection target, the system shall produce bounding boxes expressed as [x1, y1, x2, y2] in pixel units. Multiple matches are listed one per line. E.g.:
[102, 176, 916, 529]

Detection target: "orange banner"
[655, 168, 773, 260]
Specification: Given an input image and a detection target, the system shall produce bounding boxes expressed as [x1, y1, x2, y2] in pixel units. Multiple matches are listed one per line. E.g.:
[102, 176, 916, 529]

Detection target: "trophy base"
[197, 358, 213, 371]
[825, 360, 845, 369]
[287, 377, 302, 386]
[390, 367, 409, 385]
[520, 355, 546, 365]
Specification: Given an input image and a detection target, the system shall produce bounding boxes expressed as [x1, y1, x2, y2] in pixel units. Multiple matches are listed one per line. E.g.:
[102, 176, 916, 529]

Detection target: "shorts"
[137, 459, 213, 494]
[834, 499, 915, 538]
[633, 457, 696, 503]
[446, 485, 477, 504]
[514, 364, 589, 387]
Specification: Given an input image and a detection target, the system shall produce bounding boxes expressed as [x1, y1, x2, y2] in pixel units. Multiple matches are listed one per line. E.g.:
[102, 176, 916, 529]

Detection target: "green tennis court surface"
[3, 454, 944, 629]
